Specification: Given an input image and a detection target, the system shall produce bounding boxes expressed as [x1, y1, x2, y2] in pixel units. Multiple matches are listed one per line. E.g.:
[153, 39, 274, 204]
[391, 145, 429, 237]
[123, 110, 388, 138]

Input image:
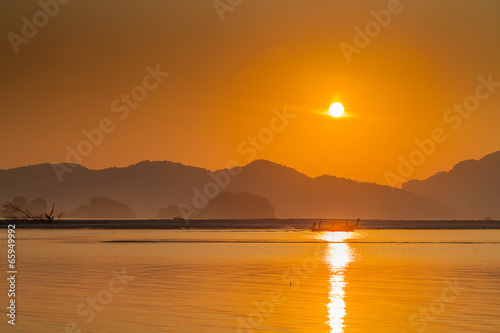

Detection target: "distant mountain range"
[1, 151, 499, 219]
[157, 192, 276, 219]
[403, 151, 500, 219]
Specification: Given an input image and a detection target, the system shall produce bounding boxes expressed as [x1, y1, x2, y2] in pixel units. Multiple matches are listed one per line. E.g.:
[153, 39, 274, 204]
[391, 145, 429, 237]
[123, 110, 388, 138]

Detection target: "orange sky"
[1, 0, 499, 186]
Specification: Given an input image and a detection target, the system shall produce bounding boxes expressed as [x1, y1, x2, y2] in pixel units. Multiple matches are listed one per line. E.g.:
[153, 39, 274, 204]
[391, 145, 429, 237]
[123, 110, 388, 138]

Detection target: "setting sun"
[329, 102, 344, 118]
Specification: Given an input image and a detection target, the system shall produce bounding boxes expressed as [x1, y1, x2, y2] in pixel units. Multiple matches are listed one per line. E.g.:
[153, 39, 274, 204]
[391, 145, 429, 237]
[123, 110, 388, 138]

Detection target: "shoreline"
[1, 219, 500, 230]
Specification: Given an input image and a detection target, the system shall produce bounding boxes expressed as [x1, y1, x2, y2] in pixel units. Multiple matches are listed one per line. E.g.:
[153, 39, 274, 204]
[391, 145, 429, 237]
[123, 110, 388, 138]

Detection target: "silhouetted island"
[67, 197, 136, 218]
[157, 191, 275, 219]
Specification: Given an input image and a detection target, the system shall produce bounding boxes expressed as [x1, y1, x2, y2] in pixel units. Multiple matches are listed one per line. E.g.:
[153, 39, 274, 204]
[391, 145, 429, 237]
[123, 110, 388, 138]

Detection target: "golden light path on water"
[320, 232, 353, 333]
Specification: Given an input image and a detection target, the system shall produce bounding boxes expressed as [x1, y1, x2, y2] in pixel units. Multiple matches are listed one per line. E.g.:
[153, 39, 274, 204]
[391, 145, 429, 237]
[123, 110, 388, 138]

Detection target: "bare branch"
[2, 201, 61, 222]
[44, 202, 56, 222]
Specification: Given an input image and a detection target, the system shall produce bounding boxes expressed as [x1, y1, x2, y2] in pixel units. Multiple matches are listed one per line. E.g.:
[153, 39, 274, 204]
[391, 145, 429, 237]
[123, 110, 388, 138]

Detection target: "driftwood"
[2, 201, 62, 222]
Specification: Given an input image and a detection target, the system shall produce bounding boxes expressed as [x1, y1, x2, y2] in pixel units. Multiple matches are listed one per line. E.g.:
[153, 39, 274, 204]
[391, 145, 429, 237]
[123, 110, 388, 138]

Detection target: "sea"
[1, 228, 499, 332]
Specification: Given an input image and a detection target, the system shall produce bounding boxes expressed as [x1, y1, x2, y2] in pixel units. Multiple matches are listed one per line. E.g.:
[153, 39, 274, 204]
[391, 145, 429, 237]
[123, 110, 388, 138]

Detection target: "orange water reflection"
[321, 232, 353, 333]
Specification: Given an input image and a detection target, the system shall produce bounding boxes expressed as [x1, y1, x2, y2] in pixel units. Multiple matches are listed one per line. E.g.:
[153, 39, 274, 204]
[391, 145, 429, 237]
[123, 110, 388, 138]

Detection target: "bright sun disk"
[329, 102, 344, 118]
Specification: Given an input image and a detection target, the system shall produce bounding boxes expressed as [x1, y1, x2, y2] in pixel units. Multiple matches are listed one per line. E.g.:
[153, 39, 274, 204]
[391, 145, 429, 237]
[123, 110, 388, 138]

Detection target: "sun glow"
[329, 103, 344, 118]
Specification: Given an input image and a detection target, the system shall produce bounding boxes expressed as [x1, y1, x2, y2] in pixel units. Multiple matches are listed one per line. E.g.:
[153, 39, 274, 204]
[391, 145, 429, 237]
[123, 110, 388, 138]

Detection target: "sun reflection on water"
[321, 232, 353, 333]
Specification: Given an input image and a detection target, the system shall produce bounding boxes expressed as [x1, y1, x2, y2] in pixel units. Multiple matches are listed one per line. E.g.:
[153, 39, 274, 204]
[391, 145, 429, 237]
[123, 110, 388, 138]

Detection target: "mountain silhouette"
[403, 151, 500, 219]
[157, 192, 275, 219]
[222, 160, 454, 219]
[67, 197, 136, 218]
[10, 196, 48, 218]
[1, 155, 487, 219]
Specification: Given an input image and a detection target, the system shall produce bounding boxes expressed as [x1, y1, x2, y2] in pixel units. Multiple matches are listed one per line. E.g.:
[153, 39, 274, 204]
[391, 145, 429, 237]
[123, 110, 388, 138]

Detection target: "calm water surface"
[2, 229, 499, 332]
